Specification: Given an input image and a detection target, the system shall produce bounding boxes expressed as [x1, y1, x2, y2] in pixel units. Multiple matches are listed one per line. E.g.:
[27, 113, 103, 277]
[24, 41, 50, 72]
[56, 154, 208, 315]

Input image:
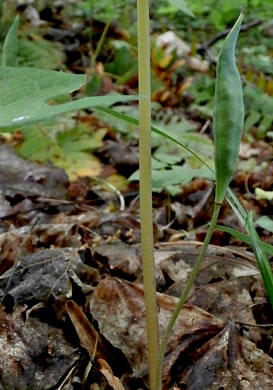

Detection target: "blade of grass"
[226, 188, 247, 226]
[246, 211, 273, 309]
[215, 224, 273, 256]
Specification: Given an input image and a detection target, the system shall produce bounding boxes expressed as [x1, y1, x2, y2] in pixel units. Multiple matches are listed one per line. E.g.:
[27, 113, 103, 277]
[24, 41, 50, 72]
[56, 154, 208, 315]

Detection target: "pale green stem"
[156, 202, 221, 389]
[90, 19, 111, 73]
[137, 1, 159, 390]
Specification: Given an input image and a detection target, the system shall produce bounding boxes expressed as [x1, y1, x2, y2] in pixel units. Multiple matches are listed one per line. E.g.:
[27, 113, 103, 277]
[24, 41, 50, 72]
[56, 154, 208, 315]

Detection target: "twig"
[199, 18, 262, 51]
[197, 19, 263, 63]
[235, 321, 273, 328]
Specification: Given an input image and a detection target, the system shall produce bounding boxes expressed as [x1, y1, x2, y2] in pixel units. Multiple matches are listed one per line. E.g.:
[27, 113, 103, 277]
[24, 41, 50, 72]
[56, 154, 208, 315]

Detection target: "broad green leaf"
[0, 67, 138, 130]
[255, 216, 273, 233]
[17, 126, 60, 162]
[56, 125, 106, 153]
[18, 34, 65, 70]
[17, 123, 106, 180]
[129, 165, 214, 192]
[57, 151, 102, 180]
[2, 15, 19, 66]
[129, 166, 193, 191]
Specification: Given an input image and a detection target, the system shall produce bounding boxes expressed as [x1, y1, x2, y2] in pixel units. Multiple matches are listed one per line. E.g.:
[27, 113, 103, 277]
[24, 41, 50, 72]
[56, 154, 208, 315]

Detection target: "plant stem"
[137, 1, 159, 390]
[156, 202, 221, 389]
[90, 19, 111, 73]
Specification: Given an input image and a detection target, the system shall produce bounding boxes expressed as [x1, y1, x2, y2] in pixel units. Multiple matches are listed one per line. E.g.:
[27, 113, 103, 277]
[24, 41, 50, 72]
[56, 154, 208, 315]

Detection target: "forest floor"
[0, 2, 273, 389]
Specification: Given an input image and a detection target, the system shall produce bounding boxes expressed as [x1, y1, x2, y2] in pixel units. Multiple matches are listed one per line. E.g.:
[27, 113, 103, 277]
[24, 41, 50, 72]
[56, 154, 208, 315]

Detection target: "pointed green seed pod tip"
[213, 12, 245, 204]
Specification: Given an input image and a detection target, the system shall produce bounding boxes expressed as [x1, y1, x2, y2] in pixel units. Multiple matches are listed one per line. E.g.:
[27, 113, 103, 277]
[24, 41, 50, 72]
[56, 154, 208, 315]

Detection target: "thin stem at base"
[137, 1, 159, 390]
[156, 203, 221, 389]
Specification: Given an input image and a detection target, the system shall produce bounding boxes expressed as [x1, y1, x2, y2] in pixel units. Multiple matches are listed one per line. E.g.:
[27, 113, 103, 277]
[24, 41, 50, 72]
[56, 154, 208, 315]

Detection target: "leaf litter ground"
[1, 3, 273, 389]
[0, 137, 273, 389]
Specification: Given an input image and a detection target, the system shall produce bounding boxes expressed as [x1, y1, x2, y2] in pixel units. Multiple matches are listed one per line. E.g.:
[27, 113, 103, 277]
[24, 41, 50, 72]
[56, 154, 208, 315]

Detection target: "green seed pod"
[214, 12, 245, 204]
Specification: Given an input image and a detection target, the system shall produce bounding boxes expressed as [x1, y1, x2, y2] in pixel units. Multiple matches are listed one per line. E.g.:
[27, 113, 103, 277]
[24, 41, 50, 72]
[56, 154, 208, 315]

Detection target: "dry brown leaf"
[0, 230, 36, 275]
[66, 300, 109, 362]
[178, 321, 273, 390]
[98, 359, 126, 390]
[0, 248, 94, 308]
[155, 245, 261, 343]
[88, 276, 224, 382]
[93, 242, 141, 277]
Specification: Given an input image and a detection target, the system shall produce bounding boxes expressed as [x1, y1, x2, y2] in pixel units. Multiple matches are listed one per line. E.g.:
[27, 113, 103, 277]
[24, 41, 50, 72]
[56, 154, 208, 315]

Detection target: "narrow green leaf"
[246, 211, 273, 309]
[214, 12, 245, 204]
[2, 15, 19, 67]
[215, 224, 273, 256]
[0, 67, 138, 129]
[95, 106, 214, 175]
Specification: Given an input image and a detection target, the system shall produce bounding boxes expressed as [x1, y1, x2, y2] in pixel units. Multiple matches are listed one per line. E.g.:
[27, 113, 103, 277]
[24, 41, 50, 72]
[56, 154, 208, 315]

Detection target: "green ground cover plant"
[98, 7, 273, 389]
[1, 6, 273, 390]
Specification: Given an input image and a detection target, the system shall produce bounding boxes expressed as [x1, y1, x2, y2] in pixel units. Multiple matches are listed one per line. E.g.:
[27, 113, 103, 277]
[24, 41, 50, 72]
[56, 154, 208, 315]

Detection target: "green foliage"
[0, 32, 64, 70]
[79, 0, 133, 23]
[18, 33, 65, 70]
[157, 0, 195, 18]
[246, 211, 273, 309]
[1, 11, 273, 389]
[130, 162, 213, 195]
[0, 66, 137, 130]
[244, 86, 273, 137]
[189, 0, 272, 30]
[105, 44, 138, 84]
[96, 104, 214, 195]
[213, 12, 244, 204]
[2, 14, 18, 66]
[0, 15, 138, 183]
[216, 224, 273, 256]
[17, 123, 107, 180]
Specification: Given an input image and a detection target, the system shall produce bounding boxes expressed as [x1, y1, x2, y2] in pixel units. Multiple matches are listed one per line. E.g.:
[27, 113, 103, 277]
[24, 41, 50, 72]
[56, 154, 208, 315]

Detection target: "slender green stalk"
[90, 19, 111, 72]
[246, 211, 273, 309]
[156, 202, 221, 389]
[137, 1, 159, 389]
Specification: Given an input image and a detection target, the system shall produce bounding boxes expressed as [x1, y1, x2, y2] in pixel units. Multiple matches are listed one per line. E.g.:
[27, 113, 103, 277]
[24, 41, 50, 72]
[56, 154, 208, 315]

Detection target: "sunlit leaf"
[0, 67, 138, 130]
